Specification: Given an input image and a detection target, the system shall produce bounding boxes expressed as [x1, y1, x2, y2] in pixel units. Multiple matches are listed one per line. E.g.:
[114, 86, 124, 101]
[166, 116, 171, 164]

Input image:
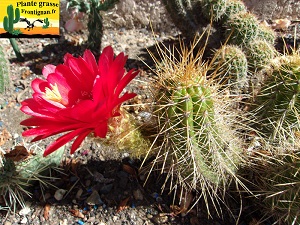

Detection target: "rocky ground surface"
[0, 9, 300, 225]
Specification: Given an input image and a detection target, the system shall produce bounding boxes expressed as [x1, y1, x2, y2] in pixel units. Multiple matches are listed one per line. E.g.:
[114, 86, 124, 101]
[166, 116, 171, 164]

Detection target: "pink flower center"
[44, 83, 62, 103]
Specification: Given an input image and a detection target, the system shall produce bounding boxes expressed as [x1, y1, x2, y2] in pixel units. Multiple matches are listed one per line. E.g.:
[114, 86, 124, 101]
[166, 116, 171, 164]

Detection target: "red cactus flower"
[20, 46, 139, 156]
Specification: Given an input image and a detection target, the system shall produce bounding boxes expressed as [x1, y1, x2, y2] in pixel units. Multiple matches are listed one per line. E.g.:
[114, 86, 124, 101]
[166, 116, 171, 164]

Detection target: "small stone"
[133, 189, 143, 201]
[86, 190, 103, 205]
[20, 217, 28, 224]
[153, 215, 168, 224]
[85, 179, 91, 186]
[19, 207, 31, 216]
[54, 189, 67, 201]
[76, 188, 83, 199]
[100, 183, 113, 194]
[4, 221, 12, 225]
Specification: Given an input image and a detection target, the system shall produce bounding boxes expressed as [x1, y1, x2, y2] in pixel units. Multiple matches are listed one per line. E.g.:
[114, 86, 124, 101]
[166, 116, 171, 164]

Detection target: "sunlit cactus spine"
[146, 38, 244, 215]
[213, 44, 248, 93]
[66, 0, 119, 53]
[0, 44, 10, 93]
[254, 149, 300, 225]
[251, 53, 300, 142]
[0, 146, 64, 211]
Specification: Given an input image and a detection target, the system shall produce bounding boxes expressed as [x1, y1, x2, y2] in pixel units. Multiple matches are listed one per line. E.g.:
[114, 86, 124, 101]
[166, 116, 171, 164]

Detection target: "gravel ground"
[1, 5, 299, 225]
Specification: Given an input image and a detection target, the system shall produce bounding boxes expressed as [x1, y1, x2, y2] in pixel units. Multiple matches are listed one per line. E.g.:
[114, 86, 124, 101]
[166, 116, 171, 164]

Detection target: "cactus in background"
[251, 53, 300, 142]
[145, 38, 245, 215]
[42, 18, 50, 29]
[3, 5, 20, 34]
[213, 45, 248, 93]
[0, 44, 9, 93]
[66, 0, 119, 53]
[0, 146, 65, 211]
[225, 11, 260, 46]
[246, 39, 277, 72]
[253, 148, 300, 225]
[201, 0, 227, 21]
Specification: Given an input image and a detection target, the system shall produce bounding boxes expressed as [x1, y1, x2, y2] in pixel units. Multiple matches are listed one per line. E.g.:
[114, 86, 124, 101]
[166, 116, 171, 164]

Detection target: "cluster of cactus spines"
[253, 149, 300, 225]
[0, 146, 65, 211]
[42, 18, 50, 29]
[67, 0, 119, 53]
[146, 38, 245, 214]
[251, 53, 300, 142]
[0, 44, 10, 93]
[3, 5, 20, 34]
[212, 45, 248, 92]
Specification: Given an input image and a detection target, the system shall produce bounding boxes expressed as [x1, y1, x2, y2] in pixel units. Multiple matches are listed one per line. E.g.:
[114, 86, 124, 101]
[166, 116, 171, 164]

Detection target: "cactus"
[246, 39, 277, 72]
[225, 11, 260, 46]
[201, 0, 227, 21]
[66, 0, 119, 53]
[0, 145, 65, 211]
[42, 18, 50, 29]
[3, 5, 20, 34]
[253, 148, 300, 225]
[145, 38, 245, 215]
[251, 53, 300, 142]
[213, 45, 248, 93]
[0, 44, 10, 93]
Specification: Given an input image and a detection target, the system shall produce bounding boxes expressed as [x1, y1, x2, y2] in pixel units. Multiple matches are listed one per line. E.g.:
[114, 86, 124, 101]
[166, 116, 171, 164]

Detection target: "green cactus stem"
[0, 44, 10, 93]
[246, 39, 277, 72]
[226, 11, 260, 46]
[9, 38, 24, 62]
[251, 53, 300, 142]
[3, 5, 20, 34]
[67, 0, 119, 54]
[254, 149, 300, 225]
[213, 45, 248, 93]
[145, 38, 245, 215]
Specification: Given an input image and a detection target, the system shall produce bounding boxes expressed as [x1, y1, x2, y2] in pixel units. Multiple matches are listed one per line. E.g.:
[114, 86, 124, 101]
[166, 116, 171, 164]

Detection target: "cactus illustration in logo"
[42, 18, 50, 29]
[3, 5, 21, 35]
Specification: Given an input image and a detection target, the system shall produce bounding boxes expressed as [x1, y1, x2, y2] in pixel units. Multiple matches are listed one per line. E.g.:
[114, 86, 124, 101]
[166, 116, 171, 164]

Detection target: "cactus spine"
[3, 5, 20, 34]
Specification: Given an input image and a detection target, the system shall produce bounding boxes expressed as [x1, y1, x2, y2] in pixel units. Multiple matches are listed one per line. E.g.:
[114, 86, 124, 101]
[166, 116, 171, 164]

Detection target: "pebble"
[76, 188, 83, 199]
[19, 207, 31, 216]
[133, 189, 144, 201]
[54, 189, 67, 201]
[20, 217, 28, 224]
[86, 190, 103, 205]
